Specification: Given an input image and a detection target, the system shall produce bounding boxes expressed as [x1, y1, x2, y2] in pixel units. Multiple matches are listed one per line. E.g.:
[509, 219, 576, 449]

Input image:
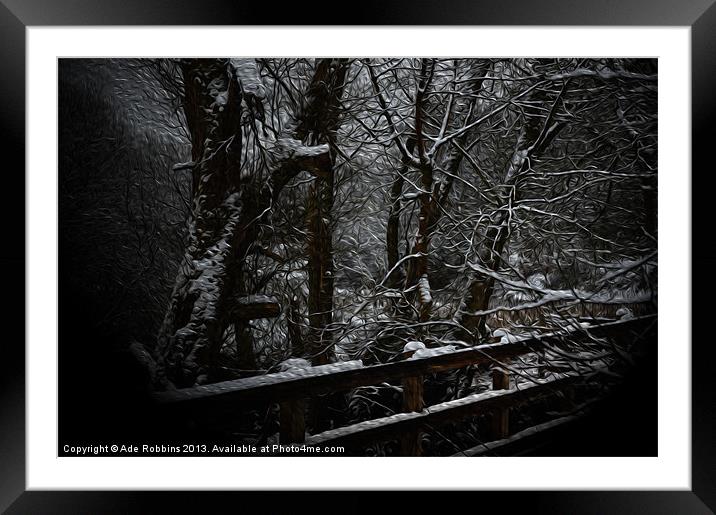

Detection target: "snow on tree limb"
[544, 68, 657, 82]
[267, 138, 332, 187]
[229, 58, 266, 100]
[595, 251, 657, 286]
[269, 138, 330, 163]
[417, 274, 433, 307]
[462, 258, 656, 319]
[229, 295, 281, 320]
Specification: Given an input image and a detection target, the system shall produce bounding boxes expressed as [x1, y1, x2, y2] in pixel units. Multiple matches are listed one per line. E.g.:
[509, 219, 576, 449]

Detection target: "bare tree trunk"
[401, 59, 436, 322]
[154, 59, 243, 387]
[153, 59, 332, 388]
[385, 165, 407, 290]
[297, 59, 350, 365]
[287, 293, 305, 357]
[456, 221, 513, 339]
[402, 59, 490, 322]
[305, 170, 336, 365]
[367, 65, 414, 294]
[455, 106, 565, 341]
[155, 137, 331, 387]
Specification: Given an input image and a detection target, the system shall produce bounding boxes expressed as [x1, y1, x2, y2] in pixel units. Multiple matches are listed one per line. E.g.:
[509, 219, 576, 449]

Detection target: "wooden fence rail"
[306, 373, 579, 449]
[154, 314, 656, 455]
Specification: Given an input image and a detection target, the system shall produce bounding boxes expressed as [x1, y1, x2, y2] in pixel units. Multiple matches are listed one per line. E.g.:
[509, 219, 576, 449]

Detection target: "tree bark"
[296, 58, 350, 365]
[154, 59, 243, 387]
[455, 104, 566, 341]
[402, 59, 436, 321]
[367, 64, 415, 293]
[402, 59, 490, 322]
[287, 293, 305, 358]
[385, 165, 407, 290]
[154, 59, 333, 388]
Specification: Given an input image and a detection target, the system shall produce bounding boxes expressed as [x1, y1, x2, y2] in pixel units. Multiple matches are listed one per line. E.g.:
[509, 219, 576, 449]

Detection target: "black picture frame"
[1, 1, 713, 512]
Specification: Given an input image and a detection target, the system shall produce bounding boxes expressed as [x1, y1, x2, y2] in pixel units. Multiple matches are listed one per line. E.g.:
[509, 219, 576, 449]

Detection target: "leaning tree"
[153, 58, 349, 388]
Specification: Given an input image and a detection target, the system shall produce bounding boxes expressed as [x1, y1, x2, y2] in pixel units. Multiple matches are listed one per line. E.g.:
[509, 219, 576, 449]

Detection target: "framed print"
[2, 0, 714, 512]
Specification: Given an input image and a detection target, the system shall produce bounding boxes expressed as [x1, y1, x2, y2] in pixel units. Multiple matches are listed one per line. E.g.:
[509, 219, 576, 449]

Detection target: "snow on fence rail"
[454, 412, 582, 457]
[306, 373, 580, 449]
[153, 314, 656, 455]
[154, 314, 654, 407]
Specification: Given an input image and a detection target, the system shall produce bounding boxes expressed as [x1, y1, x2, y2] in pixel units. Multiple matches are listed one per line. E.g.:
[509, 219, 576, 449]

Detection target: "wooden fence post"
[490, 367, 510, 440]
[279, 399, 306, 444]
[401, 375, 424, 456]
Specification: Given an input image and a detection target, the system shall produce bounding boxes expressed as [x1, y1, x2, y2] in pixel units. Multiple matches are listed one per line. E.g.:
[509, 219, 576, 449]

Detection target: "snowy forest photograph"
[59, 57, 658, 457]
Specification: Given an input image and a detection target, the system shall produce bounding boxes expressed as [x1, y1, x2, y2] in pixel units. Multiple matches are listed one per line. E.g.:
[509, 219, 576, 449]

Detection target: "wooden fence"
[154, 314, 656, 456]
